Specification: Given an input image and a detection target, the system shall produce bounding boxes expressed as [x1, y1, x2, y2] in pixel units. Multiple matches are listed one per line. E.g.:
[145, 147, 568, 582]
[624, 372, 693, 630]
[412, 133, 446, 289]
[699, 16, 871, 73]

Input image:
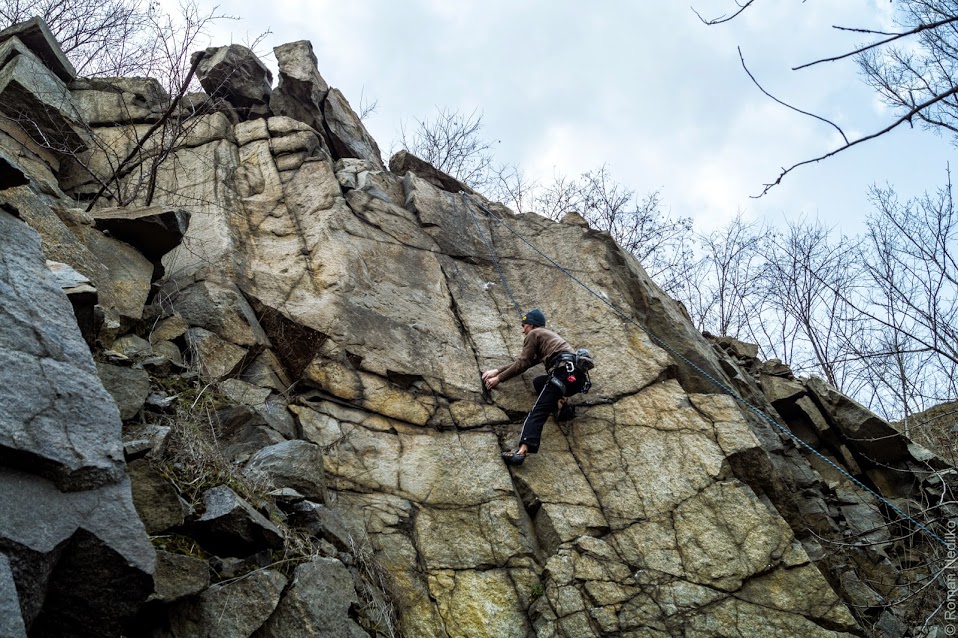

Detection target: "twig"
[795, 16, 958, 71]
[691, 0, 758, 26]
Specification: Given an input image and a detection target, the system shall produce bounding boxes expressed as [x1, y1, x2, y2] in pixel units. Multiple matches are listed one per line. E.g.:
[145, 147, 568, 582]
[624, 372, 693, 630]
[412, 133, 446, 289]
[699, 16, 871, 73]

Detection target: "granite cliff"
[0, 17, 954, 638]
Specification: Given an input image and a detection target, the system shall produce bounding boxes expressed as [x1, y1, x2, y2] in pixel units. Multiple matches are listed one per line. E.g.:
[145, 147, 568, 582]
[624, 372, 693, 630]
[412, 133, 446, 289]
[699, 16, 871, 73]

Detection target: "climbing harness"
[549, 351, 594, 394]
[459, 191, 955, 552]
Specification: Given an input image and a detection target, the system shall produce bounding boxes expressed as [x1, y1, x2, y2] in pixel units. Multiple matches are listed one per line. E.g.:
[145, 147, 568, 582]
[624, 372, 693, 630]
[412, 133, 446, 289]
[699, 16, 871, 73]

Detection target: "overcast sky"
[185, 1, 956, 235]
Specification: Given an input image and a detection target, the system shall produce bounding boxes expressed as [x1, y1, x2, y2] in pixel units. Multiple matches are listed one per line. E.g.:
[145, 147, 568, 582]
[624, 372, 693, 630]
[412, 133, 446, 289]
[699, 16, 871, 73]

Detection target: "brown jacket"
[496, 327, 574, 382]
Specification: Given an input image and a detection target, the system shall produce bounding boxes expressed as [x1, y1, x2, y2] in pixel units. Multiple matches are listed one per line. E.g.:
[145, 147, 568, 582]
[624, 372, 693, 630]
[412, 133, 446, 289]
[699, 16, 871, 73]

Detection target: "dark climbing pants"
[518, 370, 585, 454]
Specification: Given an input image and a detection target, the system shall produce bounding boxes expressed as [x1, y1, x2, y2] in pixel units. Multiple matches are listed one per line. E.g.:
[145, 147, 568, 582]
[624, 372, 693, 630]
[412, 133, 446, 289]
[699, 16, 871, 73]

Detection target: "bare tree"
[857, 1, 958, 141]
[698, 1, 958, 194]
[749, 217, 862, 390]
[683, 212, 767, 336]
[399, 107, 497, 189]
[519, 164, 695, 295]
[0, 0, 239, 90]
[0, 2, 256, 210]
[0, 0, 154, 76]
[850, 173, 958, 417]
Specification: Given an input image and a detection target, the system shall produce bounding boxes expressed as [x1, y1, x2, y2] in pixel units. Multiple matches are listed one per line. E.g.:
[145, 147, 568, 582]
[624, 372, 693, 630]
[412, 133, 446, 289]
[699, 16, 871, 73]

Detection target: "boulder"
[150, 313, 190, 342]
[69, 77, 169, 125]
[165, 568, 286, 637]
[0, 467, 154, 637]
[0, 210, 125, 489]
[270, 41, 330, 138]
[150, 550, 210, 603]
[713, 334, 760, 359]
[188, 485, 284, 557]
[83, 231, 154, 320]
[760, 373, 806, 405]
[244, 440, 327, 502]
[388, 149, 471, 195]
[46, 260, 97, 345]
[91, 206, 190, 275]
[258, 557, 367, 638]
[171, 279, 268, 347]
[0, 554, 27, 638]
[96, 362, 151, 420]
[192, 45, 272, 118]
[185, 327, 248, 381]
[127, 459, 186, 534]
[806, 377, 911, 465]
[240, 349, 293, 392]
[322, 87, 384, 169]
[213, 405, 287, 463]
[286, 502, 353, 551]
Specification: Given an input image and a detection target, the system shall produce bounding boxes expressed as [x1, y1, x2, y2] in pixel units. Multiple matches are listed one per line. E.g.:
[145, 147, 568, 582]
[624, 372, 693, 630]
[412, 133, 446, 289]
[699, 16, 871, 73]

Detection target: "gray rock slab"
[173, 280, 268, 347]
[85, 230, 154, 320]
[806, 376, 911, 464]
[109, 333, 152, 359]
[239, 349, 292, 392]
[128, 458, 186, 534]
[166, 568, 286, 638]
[0, 466, 154, 636]
[0, 17, 75, 82]
[214, 405, 287, 463]
[46, 259, 94, 292]
[760, 373, 806, 404]
[270, 41, 331, 140]
[0, 554, 27, 638]
[69, 76, 168, 125]
[91, 206, 190, 263]
[0, 37, 85, 153]
[0, 211, 125, 490]
[287, 502, 352, 552]
[185, 327, 247, 381]
[388, 149, 471, 194]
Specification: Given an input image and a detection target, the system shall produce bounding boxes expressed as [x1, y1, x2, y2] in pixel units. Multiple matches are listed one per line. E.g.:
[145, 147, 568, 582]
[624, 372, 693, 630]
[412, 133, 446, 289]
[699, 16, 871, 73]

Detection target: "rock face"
[1, 16, 954, 638]
[0, 213, 154, 634]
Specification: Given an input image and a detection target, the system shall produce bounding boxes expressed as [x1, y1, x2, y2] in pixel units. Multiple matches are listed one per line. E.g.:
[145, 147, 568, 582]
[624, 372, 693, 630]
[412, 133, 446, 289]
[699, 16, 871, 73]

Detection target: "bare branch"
[755, 82, 958, 197]
[738, 47, 849, 144]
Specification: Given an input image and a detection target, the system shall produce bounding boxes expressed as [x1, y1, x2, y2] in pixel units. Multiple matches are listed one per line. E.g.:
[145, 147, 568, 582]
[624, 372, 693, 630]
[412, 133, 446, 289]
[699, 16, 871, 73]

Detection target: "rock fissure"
[4, 25, 953, 637]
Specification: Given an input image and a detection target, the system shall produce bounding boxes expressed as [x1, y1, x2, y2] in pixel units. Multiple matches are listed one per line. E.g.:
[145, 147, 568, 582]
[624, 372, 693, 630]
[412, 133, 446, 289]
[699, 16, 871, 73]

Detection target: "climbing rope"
[459, 191, 955, 551]
[462, 193, 522, 317]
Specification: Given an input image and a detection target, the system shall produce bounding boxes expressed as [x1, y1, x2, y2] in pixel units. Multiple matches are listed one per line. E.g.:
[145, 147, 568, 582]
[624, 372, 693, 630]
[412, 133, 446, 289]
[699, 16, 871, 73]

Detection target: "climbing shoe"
[501, 450, 526, 466]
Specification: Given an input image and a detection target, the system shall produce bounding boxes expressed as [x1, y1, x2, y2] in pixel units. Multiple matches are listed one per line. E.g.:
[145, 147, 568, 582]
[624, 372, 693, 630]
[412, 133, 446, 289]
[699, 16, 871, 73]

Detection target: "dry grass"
[146, 372, 401, 636]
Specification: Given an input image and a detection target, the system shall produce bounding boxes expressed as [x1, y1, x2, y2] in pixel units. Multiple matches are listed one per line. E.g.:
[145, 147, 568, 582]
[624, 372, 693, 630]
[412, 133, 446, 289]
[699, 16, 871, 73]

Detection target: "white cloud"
[177, 0, 954, 236]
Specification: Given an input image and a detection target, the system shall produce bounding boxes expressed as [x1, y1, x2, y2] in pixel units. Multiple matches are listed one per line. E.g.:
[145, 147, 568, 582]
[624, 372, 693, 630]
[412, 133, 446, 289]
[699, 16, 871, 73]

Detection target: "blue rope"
[461, 193, 522, 316]
[460, 192, 955, 551]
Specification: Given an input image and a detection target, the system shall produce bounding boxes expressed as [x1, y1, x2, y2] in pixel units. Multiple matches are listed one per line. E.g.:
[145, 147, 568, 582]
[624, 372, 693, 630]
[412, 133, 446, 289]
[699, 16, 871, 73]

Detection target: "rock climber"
[482, 309, 590, 466]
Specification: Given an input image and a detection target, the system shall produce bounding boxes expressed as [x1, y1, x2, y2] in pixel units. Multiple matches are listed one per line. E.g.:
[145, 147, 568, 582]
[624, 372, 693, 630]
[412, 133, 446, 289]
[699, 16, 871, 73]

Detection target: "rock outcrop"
[1, 16, 953, 638]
